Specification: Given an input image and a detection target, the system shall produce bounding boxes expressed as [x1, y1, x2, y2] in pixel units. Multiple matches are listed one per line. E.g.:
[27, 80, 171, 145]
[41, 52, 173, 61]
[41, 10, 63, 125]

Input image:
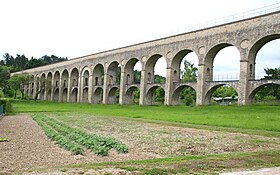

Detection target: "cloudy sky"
[0, 0, 279, 78]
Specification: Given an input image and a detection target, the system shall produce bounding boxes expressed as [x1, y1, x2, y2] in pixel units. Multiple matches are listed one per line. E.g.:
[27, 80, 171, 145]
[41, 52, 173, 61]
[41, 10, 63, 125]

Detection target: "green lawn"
[13, 100, 280, 133]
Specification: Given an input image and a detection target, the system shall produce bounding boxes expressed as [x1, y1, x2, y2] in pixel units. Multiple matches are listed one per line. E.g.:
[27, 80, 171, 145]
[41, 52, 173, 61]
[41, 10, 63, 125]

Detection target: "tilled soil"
[1, 114, 280, 173]
[0, 114, 157, 173]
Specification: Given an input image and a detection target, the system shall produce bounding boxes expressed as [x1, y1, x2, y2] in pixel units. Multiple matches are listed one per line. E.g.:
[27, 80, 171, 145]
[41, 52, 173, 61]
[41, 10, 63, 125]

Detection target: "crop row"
[33, 114, 128, 156]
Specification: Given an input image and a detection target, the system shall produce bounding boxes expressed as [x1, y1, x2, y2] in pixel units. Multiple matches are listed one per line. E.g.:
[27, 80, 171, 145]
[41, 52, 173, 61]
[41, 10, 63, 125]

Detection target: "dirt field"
[1, 114, 280, 174]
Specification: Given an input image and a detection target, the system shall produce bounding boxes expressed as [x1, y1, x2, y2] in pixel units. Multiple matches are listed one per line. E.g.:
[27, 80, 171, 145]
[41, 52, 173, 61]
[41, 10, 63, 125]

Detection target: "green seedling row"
[33, 113, 128, 156]
[33, 115, 84, 155]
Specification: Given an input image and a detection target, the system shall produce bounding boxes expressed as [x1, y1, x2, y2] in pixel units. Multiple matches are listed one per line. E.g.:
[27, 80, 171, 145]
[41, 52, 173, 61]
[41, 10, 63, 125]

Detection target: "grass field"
[13, 100, 280, 133]
[11, 100, 280, 174]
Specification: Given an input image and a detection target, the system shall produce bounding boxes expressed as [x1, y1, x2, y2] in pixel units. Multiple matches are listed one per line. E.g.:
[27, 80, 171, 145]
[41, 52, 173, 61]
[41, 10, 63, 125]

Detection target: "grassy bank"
[13, 100, 280, 133]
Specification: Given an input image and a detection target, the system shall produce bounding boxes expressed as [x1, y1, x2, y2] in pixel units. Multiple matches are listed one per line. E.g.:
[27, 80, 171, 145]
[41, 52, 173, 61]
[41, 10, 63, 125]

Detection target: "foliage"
[1, 53, 67, 73]
[180, 87, 196, 106]
[213, 85, 238, 98]
[0, 137, 10, 142]
[8, 74, 31, 99]
[0, 98, 13, 113]
[154, 88, 165, 104]
[33, 113, 128, 156]
[179, 60, 197, 105]
[257, 67, 280, 100]
[0, 66, 11, 88]
[181, 60, 197, 82]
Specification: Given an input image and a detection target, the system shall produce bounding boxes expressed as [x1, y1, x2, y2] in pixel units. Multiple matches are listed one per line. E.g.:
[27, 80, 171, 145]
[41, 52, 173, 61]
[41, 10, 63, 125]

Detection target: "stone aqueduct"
[15, 12, 280, 105]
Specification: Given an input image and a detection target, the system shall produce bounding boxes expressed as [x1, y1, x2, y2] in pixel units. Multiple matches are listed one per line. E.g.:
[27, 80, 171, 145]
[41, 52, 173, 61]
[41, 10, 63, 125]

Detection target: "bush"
[0, 98, 13, 113]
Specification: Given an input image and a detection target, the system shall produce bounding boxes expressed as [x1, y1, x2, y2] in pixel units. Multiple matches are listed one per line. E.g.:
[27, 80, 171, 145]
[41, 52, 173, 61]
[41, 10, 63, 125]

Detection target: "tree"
[8, 74, 31, 98]
[181, 60, 198, 82]
[213, 85, 237, 98]
[0, 66, 11, 88]
[256, 67, 280, 100]
[180, 60, 198, 105]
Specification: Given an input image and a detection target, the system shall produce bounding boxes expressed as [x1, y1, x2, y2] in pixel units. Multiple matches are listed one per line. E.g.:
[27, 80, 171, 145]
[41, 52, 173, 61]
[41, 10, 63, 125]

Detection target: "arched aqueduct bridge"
[14, 11, 280, 105]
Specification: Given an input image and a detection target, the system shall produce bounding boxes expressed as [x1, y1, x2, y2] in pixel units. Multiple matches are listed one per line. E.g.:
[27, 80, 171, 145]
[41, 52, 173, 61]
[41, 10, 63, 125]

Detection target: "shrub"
[0, 98, 13, 113]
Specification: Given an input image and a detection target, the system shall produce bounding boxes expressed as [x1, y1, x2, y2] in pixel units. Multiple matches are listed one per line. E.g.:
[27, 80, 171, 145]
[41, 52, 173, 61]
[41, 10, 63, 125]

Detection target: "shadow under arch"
[70, 88, 78, 102]
[108, 86, 119, 104]
[124, 85, 140, 105]
[93, 64, 104, 86]
[93, 87, 103, 104]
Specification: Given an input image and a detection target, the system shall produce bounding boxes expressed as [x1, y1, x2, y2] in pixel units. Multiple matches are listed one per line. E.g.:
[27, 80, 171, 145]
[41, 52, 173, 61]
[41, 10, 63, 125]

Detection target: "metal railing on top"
[157, 2, 280, 39]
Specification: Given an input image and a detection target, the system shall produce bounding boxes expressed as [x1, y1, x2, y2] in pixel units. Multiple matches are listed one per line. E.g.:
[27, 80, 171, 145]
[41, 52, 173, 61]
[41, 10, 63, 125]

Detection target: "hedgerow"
[33, 113, 128, 156]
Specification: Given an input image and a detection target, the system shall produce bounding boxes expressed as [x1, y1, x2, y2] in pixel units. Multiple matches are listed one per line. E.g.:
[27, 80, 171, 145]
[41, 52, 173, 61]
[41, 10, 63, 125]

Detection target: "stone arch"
[205, 83, 239, 104]
[248, 34, 280, 80]
[61, 69, 69, 88]
[171, 49, 197, 83]
[93, 64, 104, 86]
[53, 88, 59, 102]
[46, 72, 52, 100]
[108, 86, 119, 104]
[70, 88, 78, 102]
[70, 67, 79, 87]
[248, 82, 280, 103]
[81, 66, 91, 103]
[62, 88, 68, 102]
[39, 73, 46, 100]
[124, 58, 141, 85]
[146, 85, 165, 105]
[93, 87, 103, 104]
[107, 61, 120, 86]
[171, 85, 196, 105]
[54, 70, 60, 88]
[204, 43, 240, 81]
[124, 86, 140, 104]
[145, 54, 165, 84]
[82, 87, 89, 103]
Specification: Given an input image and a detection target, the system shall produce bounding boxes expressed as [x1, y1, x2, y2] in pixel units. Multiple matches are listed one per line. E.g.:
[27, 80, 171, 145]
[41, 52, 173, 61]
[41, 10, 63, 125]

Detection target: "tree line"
[0, 53, 67, 73]
[0, 53, 67, 98]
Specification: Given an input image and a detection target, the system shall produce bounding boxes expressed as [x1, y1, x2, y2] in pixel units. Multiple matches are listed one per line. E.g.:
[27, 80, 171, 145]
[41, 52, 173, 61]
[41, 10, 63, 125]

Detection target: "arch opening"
[249, 83, 280, 104]
[205, 44, 240, 81]
[146, 54, 166, 84]
[62, 88, 68, 102]
[93, 87, 103, 104]
[93, 64, 104, 86]
[172, 50, 198, 83]
[54, 89, 59, 102]
[146, 86, 165, 105]
[206, 84, 238, 105]
[46, 72, 52, 101]
[172, 85, 196, 106]
[108, 87, 119, 104]
[107, 61, 120, 86]
[70, 68, 79, 87]
[124, 58, 142, 85]
[124, 86, 140, 105]
[70, 88, 78, 102]
[253, 37, 280, 80]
